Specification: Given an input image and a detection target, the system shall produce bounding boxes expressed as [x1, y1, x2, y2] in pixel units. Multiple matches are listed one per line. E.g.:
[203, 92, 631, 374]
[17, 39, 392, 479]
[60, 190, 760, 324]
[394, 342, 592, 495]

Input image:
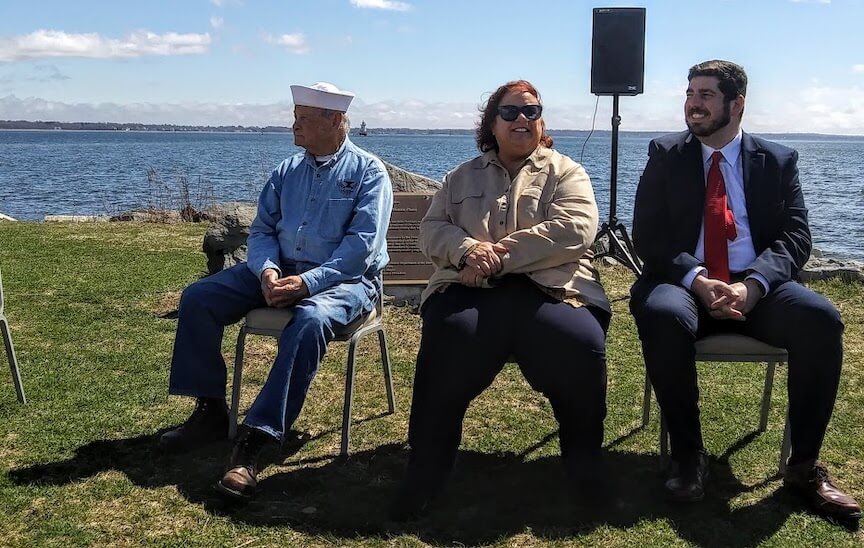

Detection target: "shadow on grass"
[8, 424, 812, 546]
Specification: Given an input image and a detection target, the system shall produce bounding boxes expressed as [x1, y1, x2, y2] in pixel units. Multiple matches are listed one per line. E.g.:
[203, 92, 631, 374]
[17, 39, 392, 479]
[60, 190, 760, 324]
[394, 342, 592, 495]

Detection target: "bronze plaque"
[385, 192, 435, 285]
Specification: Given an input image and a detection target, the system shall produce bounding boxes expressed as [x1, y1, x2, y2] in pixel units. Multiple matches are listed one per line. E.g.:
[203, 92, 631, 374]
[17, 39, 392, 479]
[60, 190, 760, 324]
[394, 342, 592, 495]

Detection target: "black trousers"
[406, 275, 610, 480]
[630, 278, 843, 465]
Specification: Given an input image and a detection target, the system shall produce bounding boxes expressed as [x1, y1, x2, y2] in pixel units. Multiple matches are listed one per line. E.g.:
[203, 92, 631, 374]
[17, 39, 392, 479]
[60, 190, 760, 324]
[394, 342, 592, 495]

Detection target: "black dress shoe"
[784, 461, 862, 520]
[665, 451, 709, 503]
[389, 465, 449, 521]
[389, 479, 435, 521]
[565, 453, 618, 509]
[158, 397, 228, 453]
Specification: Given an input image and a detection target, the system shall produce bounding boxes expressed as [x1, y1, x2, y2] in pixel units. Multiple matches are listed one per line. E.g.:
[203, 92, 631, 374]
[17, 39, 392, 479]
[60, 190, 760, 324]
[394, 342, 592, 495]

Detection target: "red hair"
[475, 80, 553, 153]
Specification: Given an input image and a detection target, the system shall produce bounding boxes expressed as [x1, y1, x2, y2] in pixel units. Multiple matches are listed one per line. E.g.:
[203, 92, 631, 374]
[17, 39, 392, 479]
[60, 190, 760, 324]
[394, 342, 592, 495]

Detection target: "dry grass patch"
[57, 222, 205, 252]
[85, 483, 209, 544]
[140, 290, 183, 317]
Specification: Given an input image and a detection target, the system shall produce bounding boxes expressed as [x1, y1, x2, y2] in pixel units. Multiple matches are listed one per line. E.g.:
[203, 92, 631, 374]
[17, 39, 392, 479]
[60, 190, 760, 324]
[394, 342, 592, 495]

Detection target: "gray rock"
[801, 257, 864, 283]
[384, 285, 424, 308]
[591, 234, 610, 256]
[45, 214, 110, 222]
[202, 201, 257, 275]
[109, 209, 181, 223]
[383, 161, 441, 192]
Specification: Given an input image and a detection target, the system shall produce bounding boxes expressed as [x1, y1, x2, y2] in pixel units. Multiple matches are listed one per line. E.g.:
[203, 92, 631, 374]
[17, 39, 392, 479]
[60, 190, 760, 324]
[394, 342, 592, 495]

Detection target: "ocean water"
[1, 130, 862, 261]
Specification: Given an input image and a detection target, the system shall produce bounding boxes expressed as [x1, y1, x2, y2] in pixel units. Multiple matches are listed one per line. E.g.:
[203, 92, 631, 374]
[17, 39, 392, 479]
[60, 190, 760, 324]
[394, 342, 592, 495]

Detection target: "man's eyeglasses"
[497, 104, 543, 122]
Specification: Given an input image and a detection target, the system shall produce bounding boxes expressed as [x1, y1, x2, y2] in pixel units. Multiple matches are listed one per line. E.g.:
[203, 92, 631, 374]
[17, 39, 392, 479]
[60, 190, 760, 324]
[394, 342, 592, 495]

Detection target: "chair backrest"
[373, 273, 385, 317]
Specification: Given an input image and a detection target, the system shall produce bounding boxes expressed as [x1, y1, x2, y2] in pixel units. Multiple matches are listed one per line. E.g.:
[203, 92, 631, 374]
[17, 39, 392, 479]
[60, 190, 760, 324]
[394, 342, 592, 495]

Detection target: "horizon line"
[3, 120, 864, 138]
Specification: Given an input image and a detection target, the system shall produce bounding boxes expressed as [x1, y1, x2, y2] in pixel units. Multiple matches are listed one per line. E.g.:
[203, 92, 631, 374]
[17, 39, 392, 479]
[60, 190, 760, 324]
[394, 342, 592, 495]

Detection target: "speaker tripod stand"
[594, 94, 643, 276]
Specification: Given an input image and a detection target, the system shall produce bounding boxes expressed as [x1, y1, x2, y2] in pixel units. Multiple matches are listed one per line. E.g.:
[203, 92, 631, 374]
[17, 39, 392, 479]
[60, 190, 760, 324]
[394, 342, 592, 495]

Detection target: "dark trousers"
[630, 278, 843, 465]
[407, 275, 610, 481]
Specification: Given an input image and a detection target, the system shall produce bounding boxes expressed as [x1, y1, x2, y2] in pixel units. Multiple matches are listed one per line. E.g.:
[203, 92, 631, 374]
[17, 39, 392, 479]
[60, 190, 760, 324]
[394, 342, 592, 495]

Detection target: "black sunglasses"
[497, 104, 543, 122]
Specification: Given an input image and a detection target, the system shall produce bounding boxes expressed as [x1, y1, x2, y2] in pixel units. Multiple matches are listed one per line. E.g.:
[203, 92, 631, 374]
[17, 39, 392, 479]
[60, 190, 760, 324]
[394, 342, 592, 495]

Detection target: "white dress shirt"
[681, 131, 770, 295]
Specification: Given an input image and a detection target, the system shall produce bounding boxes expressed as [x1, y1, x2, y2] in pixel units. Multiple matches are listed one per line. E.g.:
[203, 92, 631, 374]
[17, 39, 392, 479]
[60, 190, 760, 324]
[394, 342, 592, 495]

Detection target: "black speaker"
[591, 7, 646, 96]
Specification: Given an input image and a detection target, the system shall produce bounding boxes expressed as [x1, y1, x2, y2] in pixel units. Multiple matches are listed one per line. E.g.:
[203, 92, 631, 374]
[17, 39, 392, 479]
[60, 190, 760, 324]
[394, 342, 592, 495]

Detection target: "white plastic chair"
[229, 292, 394, 456]
[642, 333, 790, 474]
[0, 268, 26, 403]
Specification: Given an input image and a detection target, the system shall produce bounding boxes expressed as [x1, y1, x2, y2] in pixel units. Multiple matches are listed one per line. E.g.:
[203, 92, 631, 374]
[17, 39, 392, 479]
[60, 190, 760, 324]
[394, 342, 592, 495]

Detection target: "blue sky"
[1, 0, 863, 133]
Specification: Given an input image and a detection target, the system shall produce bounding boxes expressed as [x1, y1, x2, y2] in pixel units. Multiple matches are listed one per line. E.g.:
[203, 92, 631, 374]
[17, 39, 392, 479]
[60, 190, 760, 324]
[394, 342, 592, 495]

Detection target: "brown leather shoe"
[218, 465, 259, 500]
[665, 451, 709, 503]
[784, 461, 862, 519]
[215, 428, 276, 501]
[158, 397, 228, 453]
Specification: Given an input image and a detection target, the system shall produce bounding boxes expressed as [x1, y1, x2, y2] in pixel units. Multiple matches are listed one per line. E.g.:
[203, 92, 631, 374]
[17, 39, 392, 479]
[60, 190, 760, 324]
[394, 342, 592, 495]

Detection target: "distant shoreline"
[2, 122, 864, 140]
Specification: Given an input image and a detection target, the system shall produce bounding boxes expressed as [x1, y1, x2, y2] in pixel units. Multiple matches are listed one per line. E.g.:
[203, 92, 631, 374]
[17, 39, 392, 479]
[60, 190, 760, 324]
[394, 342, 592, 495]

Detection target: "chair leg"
[779, 405, 791, 475]
[229, 327, 247, 440]
[641, 370, 652, 427]
[759, 361, 776, 432]
[0, 318, 25, 404]
[659, 412, 670, 469]
[378, 328, 395, 414]
[341, 338, 359, 457]
[659, 412, 669, 457]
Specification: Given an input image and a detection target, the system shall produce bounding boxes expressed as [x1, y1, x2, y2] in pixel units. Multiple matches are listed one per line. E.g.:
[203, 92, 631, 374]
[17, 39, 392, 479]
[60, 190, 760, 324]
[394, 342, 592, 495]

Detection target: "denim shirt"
[247, 137, 393, 296]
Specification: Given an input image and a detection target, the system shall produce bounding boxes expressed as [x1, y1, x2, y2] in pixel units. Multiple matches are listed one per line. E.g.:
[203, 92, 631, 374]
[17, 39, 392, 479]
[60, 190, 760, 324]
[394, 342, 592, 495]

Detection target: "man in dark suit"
[631, 59, 860, 520]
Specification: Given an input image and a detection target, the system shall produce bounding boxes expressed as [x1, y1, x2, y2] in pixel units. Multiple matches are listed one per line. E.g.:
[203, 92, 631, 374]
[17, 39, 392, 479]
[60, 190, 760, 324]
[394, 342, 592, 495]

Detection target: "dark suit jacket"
[631, 130, 811, 292]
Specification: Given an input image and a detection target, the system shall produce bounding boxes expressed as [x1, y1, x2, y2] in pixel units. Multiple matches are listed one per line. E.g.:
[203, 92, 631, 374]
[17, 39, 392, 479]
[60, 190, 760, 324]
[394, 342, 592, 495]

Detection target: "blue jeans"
[168, 263, 377, 442]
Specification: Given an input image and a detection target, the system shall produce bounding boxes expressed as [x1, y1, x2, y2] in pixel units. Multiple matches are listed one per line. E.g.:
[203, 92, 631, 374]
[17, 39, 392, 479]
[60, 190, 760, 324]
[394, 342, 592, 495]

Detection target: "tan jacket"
[419, 146, 610, 312]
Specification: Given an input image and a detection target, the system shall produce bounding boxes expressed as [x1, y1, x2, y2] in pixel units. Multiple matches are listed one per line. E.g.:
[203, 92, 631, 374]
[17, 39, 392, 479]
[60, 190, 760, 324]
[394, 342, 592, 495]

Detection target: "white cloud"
[853, 64, 864, 74]
[747, 85, 864, 134]
[350, 0, 412, 12]
[0, 30, 211, 62]
[0, 94, 292, 126]
[210, 16, 224, 30]
[210, 0, 243, 6]
[265, 33, 310, 55]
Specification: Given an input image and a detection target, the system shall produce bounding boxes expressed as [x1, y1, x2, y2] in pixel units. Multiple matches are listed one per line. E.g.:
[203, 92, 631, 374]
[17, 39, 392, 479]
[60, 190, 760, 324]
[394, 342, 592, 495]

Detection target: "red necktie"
[704, 151, 737, 282]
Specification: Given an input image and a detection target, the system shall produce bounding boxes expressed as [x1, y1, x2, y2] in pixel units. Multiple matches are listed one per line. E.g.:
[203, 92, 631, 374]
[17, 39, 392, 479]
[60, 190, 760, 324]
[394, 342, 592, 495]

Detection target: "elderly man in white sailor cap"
[160, 81, 393, 500]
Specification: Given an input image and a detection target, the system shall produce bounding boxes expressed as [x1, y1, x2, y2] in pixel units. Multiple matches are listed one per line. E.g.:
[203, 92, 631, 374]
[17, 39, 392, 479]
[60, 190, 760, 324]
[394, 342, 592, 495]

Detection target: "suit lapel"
[742, 132, 764, 204]
[741, 133, 765, 232]
[742, 132, 766, 252]
[677, 134, 705, 245]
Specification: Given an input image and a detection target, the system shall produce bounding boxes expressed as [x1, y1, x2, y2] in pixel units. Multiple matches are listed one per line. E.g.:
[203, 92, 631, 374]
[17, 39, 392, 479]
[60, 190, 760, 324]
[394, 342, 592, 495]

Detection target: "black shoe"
[215, 427, 277, 501]
[158, 397, 228, 453]
[665, 451, 709, 503]
[389, 464, 450, 521]
[389, 478, 436, 521]
[566, 453, 618, 509]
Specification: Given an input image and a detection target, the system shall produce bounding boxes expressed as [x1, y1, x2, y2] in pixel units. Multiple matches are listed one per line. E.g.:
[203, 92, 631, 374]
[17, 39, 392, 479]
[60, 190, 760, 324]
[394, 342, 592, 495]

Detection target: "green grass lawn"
[0, 221, 861, 547]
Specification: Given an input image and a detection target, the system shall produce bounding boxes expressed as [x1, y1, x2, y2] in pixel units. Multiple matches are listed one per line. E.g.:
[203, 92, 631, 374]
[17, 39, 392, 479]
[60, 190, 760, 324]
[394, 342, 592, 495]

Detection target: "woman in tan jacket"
[391, 80, 612, 520]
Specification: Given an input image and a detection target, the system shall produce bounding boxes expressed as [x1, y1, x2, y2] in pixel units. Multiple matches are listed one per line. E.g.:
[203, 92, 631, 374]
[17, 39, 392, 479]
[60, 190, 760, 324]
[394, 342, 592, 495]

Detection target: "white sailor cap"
[290, 82, 355, 112]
